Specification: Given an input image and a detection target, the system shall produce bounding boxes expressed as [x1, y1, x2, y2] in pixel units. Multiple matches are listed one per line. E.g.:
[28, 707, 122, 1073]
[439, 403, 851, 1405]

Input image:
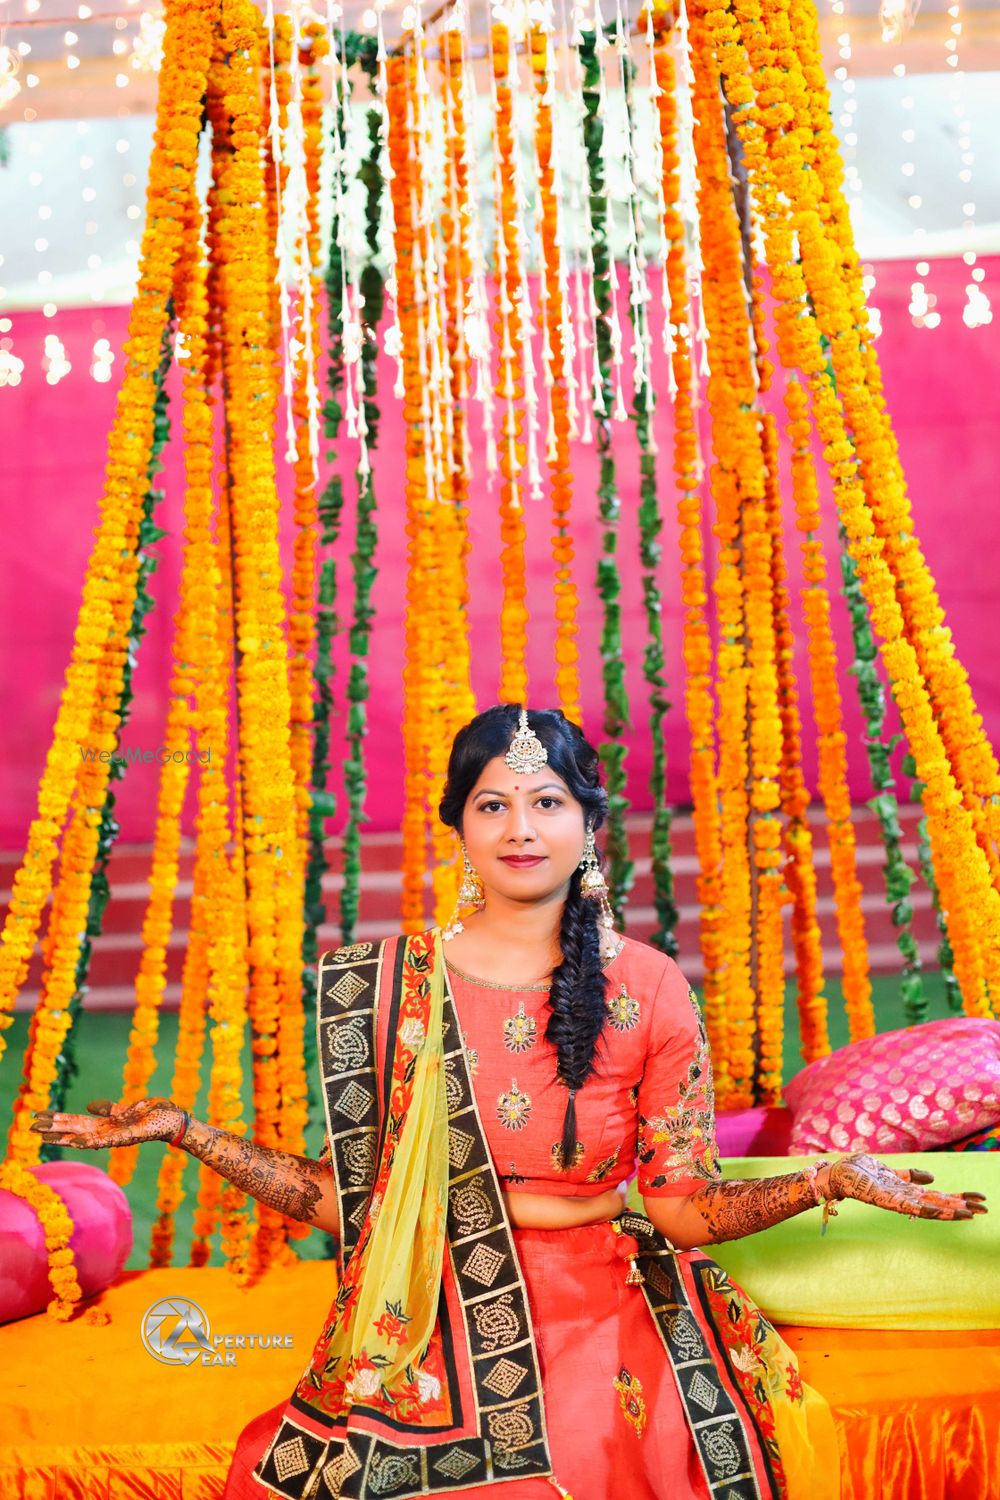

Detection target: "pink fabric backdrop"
[1, 256, 998, 849]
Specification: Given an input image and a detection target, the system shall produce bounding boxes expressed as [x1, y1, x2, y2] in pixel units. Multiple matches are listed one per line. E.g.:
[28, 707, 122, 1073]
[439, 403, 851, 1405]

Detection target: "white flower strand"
[559, 0, 596, 443]
[613, 0, 653, 416]
[675, 0, 710, 380]
[376, 2, 406, 401]
[505, 23, 544, 502]
[644, 1, 676, 394]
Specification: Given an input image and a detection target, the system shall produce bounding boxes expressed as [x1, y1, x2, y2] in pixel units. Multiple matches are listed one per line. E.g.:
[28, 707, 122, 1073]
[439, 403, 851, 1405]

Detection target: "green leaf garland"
[838, 530, 928, 1023]
[619, 30, 677, 954]
[578, 28, 632, 923]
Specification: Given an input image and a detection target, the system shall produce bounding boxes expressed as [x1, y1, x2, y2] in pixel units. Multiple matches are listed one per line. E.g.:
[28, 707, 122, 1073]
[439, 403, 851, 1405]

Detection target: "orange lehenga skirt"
[225, 1217, 836, 1500]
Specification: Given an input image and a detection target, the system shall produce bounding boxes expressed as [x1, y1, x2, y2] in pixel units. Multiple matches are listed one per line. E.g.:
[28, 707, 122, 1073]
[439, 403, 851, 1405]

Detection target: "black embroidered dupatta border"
[615, 1211, 782, 1498]
[252, 935, 784, 1500]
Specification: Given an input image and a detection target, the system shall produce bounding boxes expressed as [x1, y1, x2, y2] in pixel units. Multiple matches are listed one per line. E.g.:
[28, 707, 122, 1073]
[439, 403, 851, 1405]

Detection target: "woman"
[31, 705, 987, 1500]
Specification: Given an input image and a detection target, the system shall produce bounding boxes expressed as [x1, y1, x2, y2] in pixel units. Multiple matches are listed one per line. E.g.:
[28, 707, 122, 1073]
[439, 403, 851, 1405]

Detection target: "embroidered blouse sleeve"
[636, 962, 722, 1198]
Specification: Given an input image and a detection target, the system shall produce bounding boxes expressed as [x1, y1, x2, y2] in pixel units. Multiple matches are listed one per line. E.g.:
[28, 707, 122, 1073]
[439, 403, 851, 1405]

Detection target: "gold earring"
[579, 826, 609, 900]
[443, 839, 485, 940]
[578, 826, 618, 960]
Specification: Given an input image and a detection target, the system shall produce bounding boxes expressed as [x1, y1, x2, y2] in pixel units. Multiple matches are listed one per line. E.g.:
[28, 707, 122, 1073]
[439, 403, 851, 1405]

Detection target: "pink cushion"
[0, 1160, 132, 1324]
[783, 1017, 1000, 1155]
[716, 1106, 794, 1158]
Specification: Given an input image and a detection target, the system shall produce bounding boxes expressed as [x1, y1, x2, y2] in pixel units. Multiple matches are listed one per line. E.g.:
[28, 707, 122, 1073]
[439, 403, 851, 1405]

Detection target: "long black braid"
[438, 705, 610, 1168]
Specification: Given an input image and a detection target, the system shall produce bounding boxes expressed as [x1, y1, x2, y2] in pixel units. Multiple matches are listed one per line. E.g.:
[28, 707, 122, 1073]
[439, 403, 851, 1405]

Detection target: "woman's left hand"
[823, 1152, 988, 1220]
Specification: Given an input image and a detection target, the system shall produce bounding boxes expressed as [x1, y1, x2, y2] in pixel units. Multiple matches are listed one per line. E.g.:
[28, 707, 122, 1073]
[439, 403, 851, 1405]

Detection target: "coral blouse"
[444, 932, 722, 1201]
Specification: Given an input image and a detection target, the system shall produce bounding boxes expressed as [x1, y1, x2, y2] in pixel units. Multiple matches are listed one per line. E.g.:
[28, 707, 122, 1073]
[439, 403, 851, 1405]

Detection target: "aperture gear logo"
[140, 1296, 295, 1367]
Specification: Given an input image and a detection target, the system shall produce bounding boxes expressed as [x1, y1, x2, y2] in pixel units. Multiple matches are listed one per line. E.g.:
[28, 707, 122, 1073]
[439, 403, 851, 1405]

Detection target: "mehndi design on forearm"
[688, 1151, 987, 1243]
[689, 1170, 821, 1244]
[181, 1119, 335, 1228]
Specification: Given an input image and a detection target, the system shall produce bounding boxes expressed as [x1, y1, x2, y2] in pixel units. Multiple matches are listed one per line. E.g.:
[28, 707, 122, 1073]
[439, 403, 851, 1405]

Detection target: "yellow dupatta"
[324, 928, 450, 1397]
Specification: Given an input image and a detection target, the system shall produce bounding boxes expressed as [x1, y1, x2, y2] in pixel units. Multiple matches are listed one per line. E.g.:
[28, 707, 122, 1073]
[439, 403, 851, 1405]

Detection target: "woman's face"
[460, 756, 588, 906]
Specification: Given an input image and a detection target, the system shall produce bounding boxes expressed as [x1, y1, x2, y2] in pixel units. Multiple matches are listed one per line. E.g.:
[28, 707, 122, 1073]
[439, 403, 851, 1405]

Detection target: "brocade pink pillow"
[783, 1016, 1000, 1155]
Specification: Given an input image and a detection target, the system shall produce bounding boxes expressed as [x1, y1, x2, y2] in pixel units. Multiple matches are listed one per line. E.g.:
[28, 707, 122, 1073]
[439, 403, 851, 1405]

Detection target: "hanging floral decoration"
[7, 0, 1000, 1287]
[649, 2, 727, 1087]
[490, 18, 531, 710]
[528, 18, 582, 725]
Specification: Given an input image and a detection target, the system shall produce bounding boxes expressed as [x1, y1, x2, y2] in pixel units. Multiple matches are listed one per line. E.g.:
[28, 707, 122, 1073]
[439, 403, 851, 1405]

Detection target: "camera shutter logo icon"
[141, 1297, 214, 1365]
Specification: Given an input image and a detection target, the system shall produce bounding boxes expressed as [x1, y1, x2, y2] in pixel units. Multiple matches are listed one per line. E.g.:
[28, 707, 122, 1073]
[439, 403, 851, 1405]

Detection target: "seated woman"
[31, 705, 987, 1500]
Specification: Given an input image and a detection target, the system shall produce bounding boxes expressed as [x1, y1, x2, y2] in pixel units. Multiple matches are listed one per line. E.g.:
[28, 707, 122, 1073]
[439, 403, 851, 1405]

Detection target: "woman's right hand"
[29, 1097, 186, 1150]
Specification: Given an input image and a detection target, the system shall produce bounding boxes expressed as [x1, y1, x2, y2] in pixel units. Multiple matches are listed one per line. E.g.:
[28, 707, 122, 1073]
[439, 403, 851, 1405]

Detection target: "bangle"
[168, 1110, 191, 1149]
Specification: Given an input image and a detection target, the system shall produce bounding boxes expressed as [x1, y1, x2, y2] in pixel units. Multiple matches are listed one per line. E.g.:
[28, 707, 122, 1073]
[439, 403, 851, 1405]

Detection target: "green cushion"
[629, 1153, 999, 1330]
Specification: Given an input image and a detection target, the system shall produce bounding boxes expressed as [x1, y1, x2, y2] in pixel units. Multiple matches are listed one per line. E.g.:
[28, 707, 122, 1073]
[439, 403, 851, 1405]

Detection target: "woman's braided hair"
[438, 704, 610, 1165]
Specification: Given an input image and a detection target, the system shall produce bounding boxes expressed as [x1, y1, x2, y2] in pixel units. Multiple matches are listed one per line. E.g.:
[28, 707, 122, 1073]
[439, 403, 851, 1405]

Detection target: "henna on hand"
[30, 1096, 186, 1149]
[30, 1098, 340, 1235]
[825, 1152, 988, 1222]
[686, 1154, 987, 1245]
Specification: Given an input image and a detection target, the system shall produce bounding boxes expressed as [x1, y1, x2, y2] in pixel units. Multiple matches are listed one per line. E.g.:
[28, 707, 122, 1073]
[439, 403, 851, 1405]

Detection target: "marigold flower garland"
[783, 377, 873, 1041]
[209, 0, 308, 1264]
[579, 26, 633, 923]
[491, 20, 530, 709]
[649, 3, 727, 1088]
[529, 20, 582, 723]
[0, 1161, 85, 1321]
[287, 19, 328, 873]
[786, 0, 1000, 870]
[760, 387, 829, 1065]
[422, 21, 473, 931]
[387, 49, 432, 931]
[109, 217, 213, 1184]
[1, 0, 217, 1169]
[689, 14, 765, 1105]
[715, 0, 1000, 1016]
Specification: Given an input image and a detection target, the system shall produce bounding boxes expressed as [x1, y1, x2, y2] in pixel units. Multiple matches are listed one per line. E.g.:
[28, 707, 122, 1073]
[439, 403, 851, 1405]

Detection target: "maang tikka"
[505, 707, 548, 775]
[442, 838, 485, 941]
[580, 826, 618, 962]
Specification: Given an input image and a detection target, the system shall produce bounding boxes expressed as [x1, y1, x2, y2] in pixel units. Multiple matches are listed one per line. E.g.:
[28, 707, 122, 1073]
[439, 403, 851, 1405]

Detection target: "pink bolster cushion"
[783, 1016, 1000, 1155]
[0, 1160, 133, 1324]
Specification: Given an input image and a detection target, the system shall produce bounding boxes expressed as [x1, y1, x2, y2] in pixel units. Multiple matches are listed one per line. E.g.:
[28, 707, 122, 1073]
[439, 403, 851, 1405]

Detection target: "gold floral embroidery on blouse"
[638, 997, 721, 1188]
[496, 1080, 532, 1131]
[605, 984, 640, 1033]
[503, 1002, 537, 1054]
[586, 1145, 621, 1182]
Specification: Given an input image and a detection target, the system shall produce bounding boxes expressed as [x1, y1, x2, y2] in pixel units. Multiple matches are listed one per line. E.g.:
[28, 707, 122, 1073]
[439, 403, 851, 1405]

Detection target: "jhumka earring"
[442, 838, 485, 941]
[579, 826, 618, 962]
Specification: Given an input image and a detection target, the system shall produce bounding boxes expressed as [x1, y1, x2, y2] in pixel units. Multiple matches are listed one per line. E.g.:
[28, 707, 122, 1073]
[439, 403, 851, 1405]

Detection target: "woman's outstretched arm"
[30, 1097, 341, 1238]
[643, 1153, 987, 1251]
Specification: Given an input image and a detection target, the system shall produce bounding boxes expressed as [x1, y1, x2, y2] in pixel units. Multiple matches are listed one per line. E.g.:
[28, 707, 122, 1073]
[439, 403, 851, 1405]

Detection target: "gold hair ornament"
[504, 707, 549, 775]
